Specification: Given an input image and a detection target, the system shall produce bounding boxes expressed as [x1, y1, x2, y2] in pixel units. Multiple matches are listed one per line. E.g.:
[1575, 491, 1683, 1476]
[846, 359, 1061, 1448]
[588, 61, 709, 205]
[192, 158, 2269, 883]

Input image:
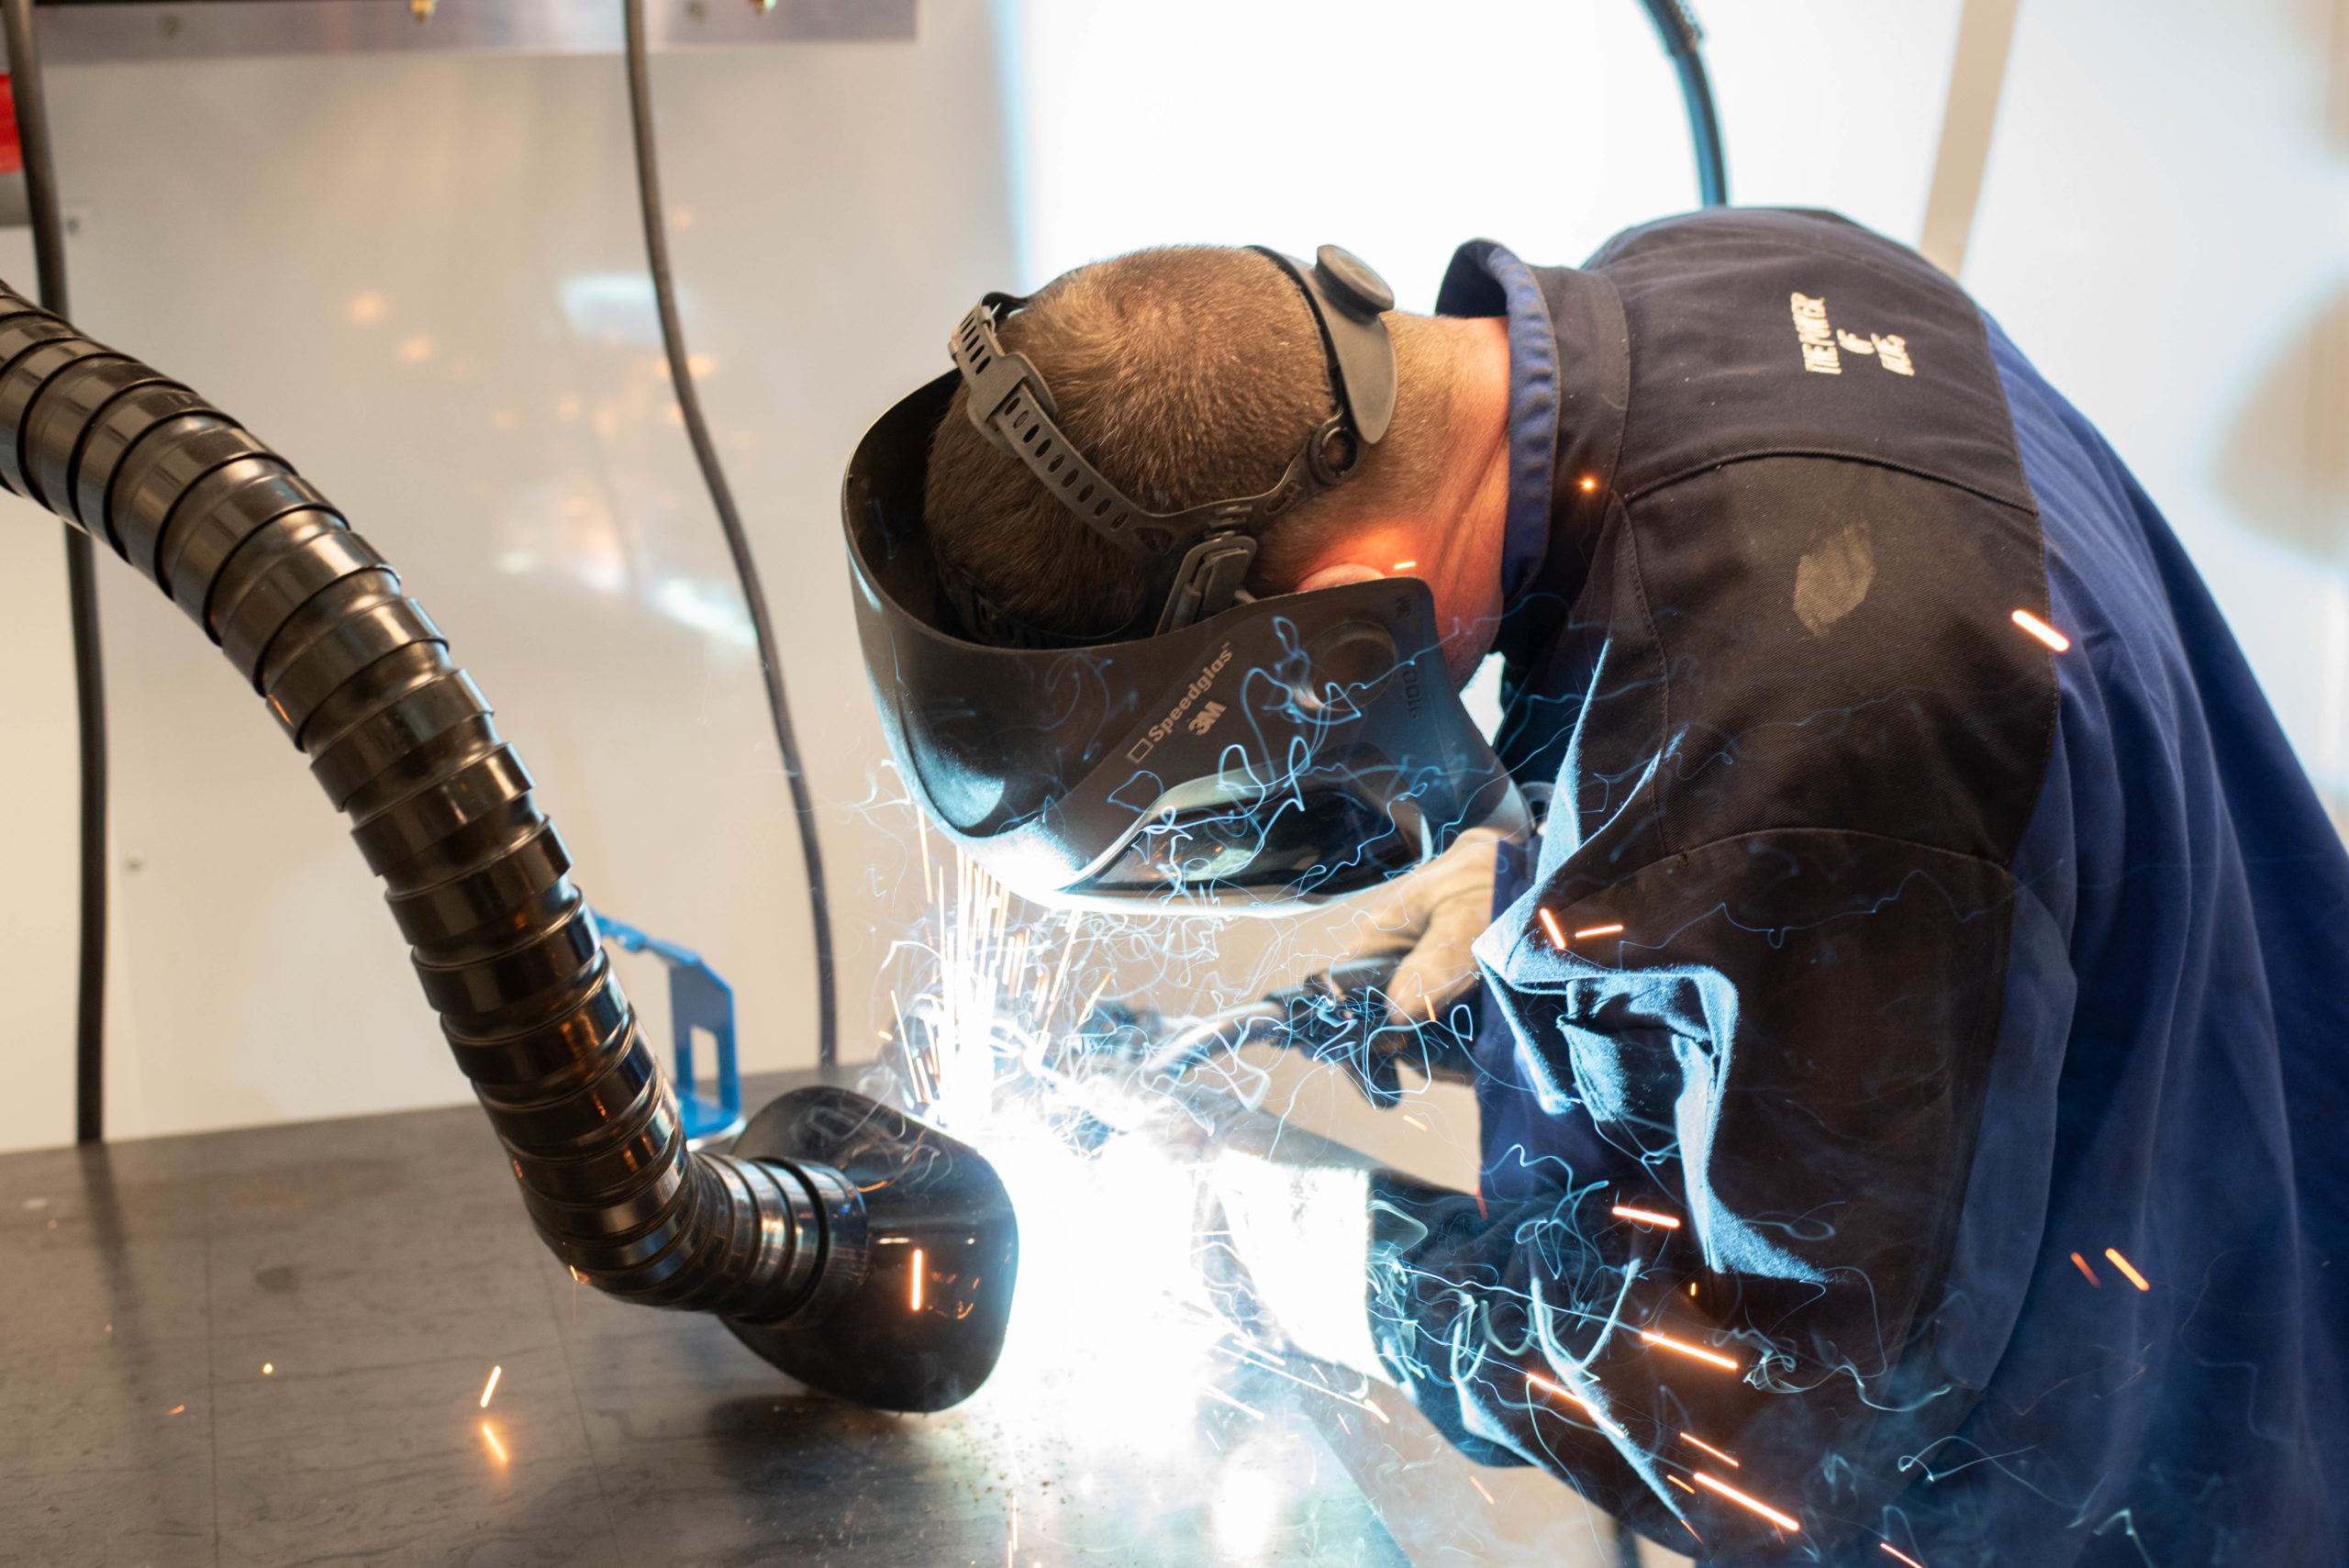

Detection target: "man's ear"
[1296, 562, 1386, 594]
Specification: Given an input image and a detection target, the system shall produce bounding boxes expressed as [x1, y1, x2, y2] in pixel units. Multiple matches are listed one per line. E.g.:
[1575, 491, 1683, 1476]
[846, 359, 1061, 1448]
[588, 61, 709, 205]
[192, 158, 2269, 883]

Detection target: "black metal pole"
[621, 0, 838, 1073]
[1636, 0, 1729, 207]
[4, 0, 107, 1142]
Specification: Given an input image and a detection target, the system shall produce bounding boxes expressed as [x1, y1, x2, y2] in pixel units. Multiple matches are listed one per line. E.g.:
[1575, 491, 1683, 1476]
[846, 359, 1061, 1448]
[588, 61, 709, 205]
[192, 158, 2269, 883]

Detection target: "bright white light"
[1211, 1460, 1284, 1562]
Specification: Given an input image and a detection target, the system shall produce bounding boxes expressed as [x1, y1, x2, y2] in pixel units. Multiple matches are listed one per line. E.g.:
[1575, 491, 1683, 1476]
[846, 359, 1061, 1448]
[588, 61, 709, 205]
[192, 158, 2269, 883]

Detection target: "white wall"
[0, 2, 1019, 1150]
[1002, 0, 1965, 304]
[1964, 0, 2349, 824]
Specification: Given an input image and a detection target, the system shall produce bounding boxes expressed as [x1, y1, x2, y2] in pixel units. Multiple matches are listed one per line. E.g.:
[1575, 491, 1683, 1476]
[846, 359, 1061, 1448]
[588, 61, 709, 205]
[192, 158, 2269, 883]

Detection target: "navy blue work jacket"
[1367, 209, 2349, 1566]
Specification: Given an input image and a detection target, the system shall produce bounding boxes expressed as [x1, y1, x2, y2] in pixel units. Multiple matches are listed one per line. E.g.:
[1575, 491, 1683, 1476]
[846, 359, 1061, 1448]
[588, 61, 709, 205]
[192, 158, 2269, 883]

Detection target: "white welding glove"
[1342, 823, 1508, 1029]
[1199, 1151, 1385, 1385]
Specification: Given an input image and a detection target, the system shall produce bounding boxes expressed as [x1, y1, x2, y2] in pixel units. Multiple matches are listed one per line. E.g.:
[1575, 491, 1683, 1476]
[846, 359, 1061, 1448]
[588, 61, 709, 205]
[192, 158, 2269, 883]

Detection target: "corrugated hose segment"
[0, 284, 830, 1321]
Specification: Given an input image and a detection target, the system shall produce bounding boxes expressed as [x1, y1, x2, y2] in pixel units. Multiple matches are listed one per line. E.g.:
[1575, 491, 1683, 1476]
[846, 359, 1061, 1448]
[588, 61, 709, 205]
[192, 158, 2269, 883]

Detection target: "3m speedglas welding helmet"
[842, 245, 1524, 913]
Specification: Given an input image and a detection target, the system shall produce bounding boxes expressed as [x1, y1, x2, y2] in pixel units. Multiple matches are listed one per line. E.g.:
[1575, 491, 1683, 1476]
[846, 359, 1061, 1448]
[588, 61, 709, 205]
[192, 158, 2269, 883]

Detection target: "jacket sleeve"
[1367, 822, 2040, 1555]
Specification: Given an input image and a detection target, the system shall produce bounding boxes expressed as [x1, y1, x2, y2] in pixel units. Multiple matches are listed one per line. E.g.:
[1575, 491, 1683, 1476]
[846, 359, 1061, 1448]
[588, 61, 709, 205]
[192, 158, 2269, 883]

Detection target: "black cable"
[621, 0, 836, 1073]
[1636, 0, 1729, 207]
[5, 0, 107, 1142]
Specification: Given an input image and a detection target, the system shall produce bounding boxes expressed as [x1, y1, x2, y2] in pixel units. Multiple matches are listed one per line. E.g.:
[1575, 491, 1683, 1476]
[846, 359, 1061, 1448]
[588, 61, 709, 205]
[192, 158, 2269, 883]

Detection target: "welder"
[842, 210, 2349, 1564]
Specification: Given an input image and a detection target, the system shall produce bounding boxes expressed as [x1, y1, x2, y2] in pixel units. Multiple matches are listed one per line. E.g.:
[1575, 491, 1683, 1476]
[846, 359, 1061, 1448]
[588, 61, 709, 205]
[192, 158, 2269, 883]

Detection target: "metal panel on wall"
[0, 2, 1018, 1147]
[33, 0, 913, 63]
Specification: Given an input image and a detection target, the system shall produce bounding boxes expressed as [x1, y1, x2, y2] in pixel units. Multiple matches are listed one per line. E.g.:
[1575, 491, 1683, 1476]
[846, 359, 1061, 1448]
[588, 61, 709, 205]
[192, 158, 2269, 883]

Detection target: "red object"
[0, 75, 19, 176]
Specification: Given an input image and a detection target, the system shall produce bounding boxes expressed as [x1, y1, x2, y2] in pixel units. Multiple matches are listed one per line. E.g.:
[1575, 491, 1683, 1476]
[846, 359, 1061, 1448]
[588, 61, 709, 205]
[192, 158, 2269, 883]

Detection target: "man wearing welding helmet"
[846, 211, 2349, 1565]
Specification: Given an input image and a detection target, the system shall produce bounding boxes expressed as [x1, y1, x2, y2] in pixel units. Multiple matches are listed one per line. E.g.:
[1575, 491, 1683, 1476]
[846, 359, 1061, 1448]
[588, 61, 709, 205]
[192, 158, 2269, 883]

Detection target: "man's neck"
[1430, 315, 1513, 684]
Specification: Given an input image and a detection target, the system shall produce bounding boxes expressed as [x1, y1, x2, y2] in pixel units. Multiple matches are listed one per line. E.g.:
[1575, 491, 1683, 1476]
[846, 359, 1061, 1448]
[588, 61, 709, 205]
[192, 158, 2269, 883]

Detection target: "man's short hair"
[923, 246, 1452, 639]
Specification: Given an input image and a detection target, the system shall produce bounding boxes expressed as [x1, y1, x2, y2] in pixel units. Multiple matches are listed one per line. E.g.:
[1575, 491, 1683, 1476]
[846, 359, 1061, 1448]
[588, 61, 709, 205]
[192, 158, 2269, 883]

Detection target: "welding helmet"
[842, 245, 1524, 913]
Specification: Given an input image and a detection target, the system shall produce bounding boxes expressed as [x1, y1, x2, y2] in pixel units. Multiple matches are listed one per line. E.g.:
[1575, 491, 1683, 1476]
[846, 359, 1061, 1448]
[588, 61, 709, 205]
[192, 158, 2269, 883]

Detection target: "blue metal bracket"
[591, 910, 744, 1146]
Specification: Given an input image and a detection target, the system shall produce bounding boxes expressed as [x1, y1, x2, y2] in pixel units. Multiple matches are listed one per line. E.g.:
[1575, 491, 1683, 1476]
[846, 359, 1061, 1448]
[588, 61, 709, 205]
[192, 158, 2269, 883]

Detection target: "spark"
[480, 1422, 508, 1464]
[910, 1249, 926, 1312]
[2104, 1248, 2151, 1290]
[1041, 918, 1081, 1022]
[1680, 1431, 1738, 1467]
[262, 1363, 273, 1375]
[2070, 1251, 2101, 1286]
[166, 1405, 184, 1416]
[1574, 923, 1624, 939]
[1525, 1372, 1627, 1440]
[1693, 1472, 1798, 1532]
[1468, 1474, 1496, 1505]
[1611, 1205, 1681, 1229]
[479, 1365, 502, 1408]
[1537, 907, 1567, 949]
[1210, 1342, 1387, 1420]
[1361, 1397, 1390, 1425]
[1392, 561, 1418, 572]
[1639, 1329, 1739, 1371]
[1079, 974, 1113, 1025]
[1688, 1281, 1699, 1296]
[2011, 607, 2070, 651]
[1666, 1474, 1697, 1494]
[1579, 476, 1597, 492]
[1402, 1114, 1429, 1131]
[1200, 1385, 1262, 1419]
[1881, 1546, 1928, 1568]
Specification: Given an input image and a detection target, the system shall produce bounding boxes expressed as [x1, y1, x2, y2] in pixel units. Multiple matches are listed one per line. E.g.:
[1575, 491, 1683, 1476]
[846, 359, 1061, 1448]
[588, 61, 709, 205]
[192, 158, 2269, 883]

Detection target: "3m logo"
[1186, 701, 1227, 738]
[1788, 292, 1915, 377]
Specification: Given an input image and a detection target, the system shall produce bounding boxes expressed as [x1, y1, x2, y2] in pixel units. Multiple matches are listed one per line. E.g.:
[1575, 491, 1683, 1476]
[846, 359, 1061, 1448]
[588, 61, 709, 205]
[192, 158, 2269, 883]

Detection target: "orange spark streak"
[480, 1422, 508, 1464]
[479, 1364, 502, 1409]
[1525, 1372, 1627, 1439]
[1881, 1545, 1928, 1568]
[1537, 908, 1567, 948]
[1693, 1472, 1799, 1532]
[1580, 476, 1598, 492]
[2011, 607, 2071, 651]
[2070, 1251, 2101, 1286]
[1681, 1431, 1739, 1467]
[1575, 923, 1625, 939]
[910, 1249, 925, 1312]
[1640, 1329, 1740, 1371]
[2104, 1248, 2151, 1290]
[1611, 1205, 1682, 1229]
[1666, 1474, 1697, 1494]
[166, 1405, 184, 1416]
[1392, 561, 1418, 572]
[1468, 1474, 1496, 1505]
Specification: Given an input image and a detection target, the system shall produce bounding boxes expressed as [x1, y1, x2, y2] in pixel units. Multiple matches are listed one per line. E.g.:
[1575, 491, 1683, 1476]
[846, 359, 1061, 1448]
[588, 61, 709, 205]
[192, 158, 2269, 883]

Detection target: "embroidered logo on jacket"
[1789, 293, 1916, 377]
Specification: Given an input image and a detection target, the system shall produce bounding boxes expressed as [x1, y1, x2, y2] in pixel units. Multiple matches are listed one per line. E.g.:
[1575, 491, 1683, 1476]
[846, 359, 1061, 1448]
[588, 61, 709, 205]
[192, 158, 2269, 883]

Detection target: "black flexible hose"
[621, 0, 836, 1073]
[0, 282, 849, 1320]
[1636, 0, 1729, 207]
[3, 0, 109, 1144]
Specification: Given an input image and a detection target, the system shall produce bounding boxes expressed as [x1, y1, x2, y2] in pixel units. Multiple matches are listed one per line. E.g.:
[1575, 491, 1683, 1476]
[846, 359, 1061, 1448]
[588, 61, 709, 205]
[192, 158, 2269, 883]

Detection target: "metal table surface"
[2, 1071, 1646, 1568]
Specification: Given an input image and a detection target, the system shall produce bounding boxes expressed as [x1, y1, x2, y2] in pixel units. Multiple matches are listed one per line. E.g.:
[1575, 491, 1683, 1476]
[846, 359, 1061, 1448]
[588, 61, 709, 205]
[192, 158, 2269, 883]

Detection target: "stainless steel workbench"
[2, 1070, 1651, 1567]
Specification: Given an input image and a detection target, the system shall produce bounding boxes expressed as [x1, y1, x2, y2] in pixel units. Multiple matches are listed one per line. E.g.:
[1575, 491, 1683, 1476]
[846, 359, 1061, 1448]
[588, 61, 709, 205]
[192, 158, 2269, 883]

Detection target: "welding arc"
[3, 0, 109, 1144]
[622, 0, 836, 1071]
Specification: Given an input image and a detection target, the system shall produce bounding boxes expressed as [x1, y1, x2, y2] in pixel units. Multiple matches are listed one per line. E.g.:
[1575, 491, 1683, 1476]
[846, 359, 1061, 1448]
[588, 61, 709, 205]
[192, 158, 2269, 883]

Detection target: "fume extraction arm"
[0, 283, 1016, 1412]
